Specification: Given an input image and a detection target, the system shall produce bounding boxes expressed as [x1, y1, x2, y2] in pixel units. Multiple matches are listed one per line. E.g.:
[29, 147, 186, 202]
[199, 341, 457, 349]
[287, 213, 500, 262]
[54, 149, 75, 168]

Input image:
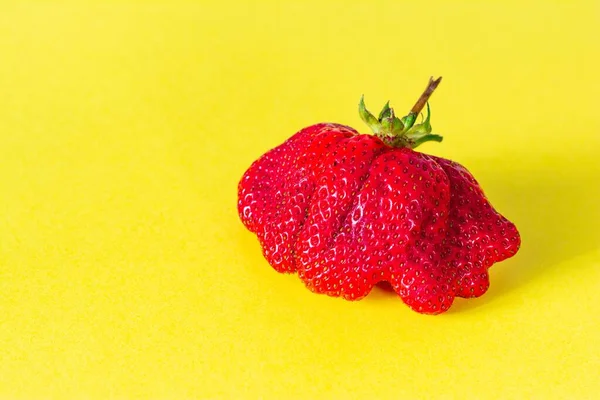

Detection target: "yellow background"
[1, 1, 599, 398]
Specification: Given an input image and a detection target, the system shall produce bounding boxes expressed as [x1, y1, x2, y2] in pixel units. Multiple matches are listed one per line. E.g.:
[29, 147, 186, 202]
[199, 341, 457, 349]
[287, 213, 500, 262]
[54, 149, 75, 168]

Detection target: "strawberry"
[238, 77, 520, 314]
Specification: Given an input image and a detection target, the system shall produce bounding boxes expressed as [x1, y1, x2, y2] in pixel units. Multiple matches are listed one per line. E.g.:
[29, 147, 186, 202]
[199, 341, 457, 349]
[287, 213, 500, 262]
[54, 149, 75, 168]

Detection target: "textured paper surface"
[1, 1, 599, 398]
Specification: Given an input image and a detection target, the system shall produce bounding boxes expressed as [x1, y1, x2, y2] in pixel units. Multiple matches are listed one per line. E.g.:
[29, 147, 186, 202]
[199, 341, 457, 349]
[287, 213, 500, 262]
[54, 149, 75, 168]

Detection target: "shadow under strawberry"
[235, 133, 599, 314]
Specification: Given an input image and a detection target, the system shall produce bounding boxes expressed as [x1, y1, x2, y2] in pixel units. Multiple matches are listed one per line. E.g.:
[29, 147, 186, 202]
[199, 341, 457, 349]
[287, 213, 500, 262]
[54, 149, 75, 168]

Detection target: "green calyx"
[359, 76, 443, 149]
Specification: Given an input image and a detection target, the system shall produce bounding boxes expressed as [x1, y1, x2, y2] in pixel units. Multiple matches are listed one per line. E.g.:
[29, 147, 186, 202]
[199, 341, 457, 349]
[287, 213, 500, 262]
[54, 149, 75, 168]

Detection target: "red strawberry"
[238, 77, 521, 314]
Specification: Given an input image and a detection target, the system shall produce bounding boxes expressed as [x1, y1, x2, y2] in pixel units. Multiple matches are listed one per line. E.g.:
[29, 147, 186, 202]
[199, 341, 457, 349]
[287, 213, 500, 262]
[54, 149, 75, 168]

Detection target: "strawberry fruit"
[238, 77, 520, 315]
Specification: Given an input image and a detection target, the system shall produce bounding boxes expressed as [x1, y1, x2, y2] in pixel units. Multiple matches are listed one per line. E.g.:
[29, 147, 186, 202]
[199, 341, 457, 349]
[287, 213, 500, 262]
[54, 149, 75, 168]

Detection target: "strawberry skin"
[238, 123, 355, 272]
[238, 77, 521, 314]
[434, 158, 521, 298]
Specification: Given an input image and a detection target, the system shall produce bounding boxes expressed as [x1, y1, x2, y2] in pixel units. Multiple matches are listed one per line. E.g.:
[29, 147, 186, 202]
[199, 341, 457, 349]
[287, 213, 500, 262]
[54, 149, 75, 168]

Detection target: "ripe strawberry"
[238, 77, 520, 314]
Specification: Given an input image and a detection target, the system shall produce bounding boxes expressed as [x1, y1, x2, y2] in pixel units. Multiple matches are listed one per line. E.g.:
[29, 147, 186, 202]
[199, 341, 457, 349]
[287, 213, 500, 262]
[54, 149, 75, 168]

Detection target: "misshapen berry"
[238, 77, 520, 314]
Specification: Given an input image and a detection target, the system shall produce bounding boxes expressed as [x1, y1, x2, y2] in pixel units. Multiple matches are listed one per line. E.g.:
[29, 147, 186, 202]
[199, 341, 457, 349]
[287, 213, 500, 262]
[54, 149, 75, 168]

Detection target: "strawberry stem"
[410, 76, 442, 116]
[359, 76, 443, 149]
